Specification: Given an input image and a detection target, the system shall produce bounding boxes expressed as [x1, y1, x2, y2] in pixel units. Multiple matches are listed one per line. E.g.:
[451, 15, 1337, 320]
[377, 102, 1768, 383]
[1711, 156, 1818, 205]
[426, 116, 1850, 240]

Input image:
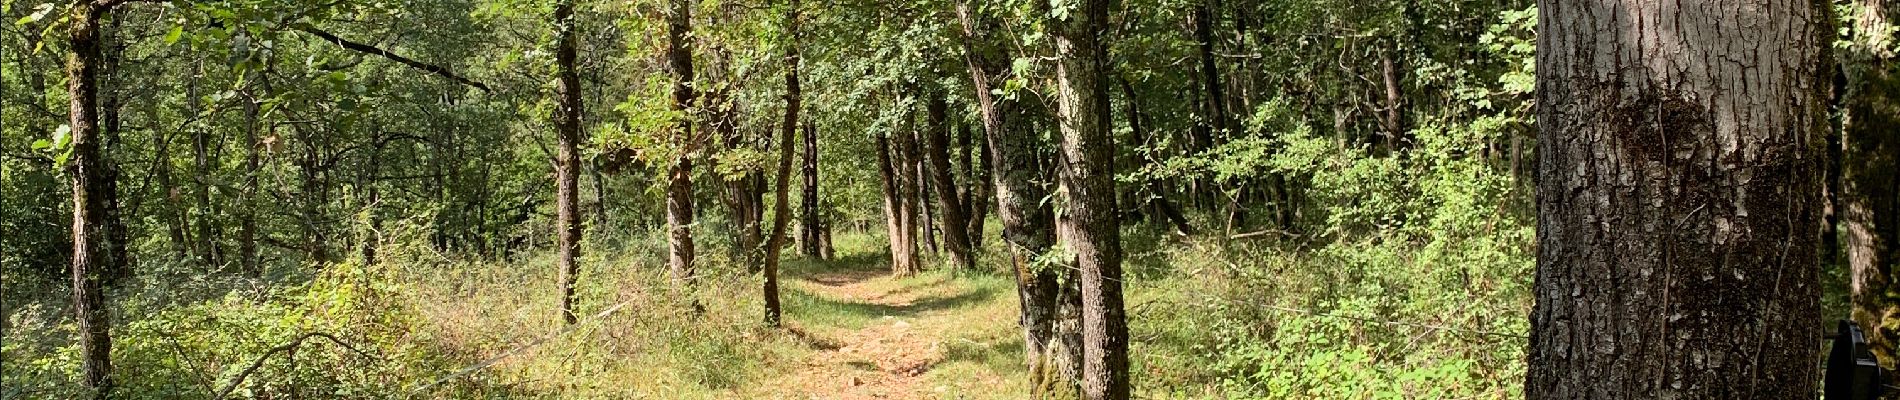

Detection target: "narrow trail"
[765, 265, 1017, 399]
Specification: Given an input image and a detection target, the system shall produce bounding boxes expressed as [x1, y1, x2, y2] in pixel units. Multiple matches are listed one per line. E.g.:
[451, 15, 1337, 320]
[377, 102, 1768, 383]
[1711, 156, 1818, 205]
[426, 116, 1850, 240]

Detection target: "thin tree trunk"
[1052, 0, 1129, 396]
[664, 0, 700, 294]
[1846, 0, 1900, 381]
[1116, 71, 1194, 236]
[800, 117, 823, 258]
[1528, 0, 1830, 397]
[925, 92, 974, 271]
[65, 3, 119, 396]
[912, 127, 940, 256]
[763, 0, 801, 325]
[1190, 0, 1224, 209]
[238, 64, 269, 277]
[876, 132, 918, 275]
[553, 0, 585, 325]
[1379, 49, 1404, 151]
[964, 119, 991, 249]
[893, 106, 924, 273]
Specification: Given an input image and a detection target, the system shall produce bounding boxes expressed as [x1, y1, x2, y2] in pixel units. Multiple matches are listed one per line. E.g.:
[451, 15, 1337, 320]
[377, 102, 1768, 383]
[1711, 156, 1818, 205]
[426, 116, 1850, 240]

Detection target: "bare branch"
[213, 332, 374, 400]
[292, 24, 493, 93]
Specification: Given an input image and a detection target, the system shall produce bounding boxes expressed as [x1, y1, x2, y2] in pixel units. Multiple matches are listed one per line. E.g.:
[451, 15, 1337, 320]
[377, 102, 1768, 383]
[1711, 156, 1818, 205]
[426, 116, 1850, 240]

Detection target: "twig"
[410, 299, 637, 394]
[1254, 303, 1528, 340]
[292, 24, 493, 92]
[214, 332, 373, 400]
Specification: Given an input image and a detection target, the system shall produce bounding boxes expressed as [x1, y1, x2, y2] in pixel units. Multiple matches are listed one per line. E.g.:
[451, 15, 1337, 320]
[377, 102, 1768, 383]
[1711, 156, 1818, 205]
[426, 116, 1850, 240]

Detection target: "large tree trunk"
[1528, 0, 1830, 397]
[925, 92, 975, 271]
[65, 2, 120, 397]
[953, 1, 1079, 393]
[664, 0, 699, 293]
[1051, 0, 1129, 397]
[762, 0, 801, 326]
[553, 0, 585, 325]
[1846, 0, 1900, 379]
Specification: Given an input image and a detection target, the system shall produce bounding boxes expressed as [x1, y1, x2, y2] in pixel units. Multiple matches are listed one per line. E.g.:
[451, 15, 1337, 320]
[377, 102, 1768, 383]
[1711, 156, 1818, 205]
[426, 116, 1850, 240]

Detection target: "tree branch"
[292, 24, 493, 93]
[213, 332, 373, 400]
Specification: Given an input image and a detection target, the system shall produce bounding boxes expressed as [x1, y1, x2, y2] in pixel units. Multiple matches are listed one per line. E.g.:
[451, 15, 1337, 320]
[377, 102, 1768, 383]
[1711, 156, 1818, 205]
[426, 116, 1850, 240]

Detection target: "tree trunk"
[961, 118, 991, 251]
[1190, 0, 1224, 209]
[925, 92, 975, 271]
[665, 0, 700, 294]
[1528, 0, 1830, 397]
[238, 65, 269, 277]
[894, 107, 925, 272]
[1846, 0, 1900, 380]
[1052, 0, 1128, 397]
[1117, 70, 1195, 236]
[876, 132, 918, 275]
[553, 0, 585, 325]
[761, 0, 801, 326]
[913, 127, 940, 256]
[1379, 48, 1404, 151]
[800, 117, 823, 259]
[65, 3, 119, 397]
[953, 1, 1079, 393]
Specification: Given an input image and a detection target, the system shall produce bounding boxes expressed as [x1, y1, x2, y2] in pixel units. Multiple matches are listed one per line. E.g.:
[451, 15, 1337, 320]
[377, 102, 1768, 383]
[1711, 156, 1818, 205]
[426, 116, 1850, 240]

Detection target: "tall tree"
[959, 118, 989, 250]
[1846, 0, 1900, 375]
[63, 1, 137, 396]
[892, 98, 925, 274]
[953, 1, 1079, 393]
[924, 91, 974, 271]
[553, 0, 585, 325]
[664, 0, 700, 292]
[876, 130, 919, 275]
[1527, 0, 1831, 397]
[761, 0, 801, 326]
[799, 116, 823, 259]
[1051, 0, 1128, 397]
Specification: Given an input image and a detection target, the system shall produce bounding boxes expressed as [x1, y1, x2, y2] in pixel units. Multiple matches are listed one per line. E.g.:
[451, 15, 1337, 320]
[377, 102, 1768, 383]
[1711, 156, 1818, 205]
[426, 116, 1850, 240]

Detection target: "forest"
[0, 0, 1893, 398]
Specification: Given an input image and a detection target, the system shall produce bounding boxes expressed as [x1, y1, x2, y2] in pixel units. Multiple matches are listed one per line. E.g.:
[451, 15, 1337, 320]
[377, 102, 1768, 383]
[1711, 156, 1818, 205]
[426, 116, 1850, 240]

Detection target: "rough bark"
[553, 0, 585, 325]
[1052, 0, 1128, 397]
[894, 107, 925, 273]
[960, 118, 990, 251]
[953, 1, 1079, 393]
[800, 116, 823, 258]
[762, 0, 800, 326]
[238, 66, 269, 277]
[1379, 49, 1405, 150]
[925, 92, 975, 271]
[664, 0, 700, 291]
[876, 132, 918, 275]
[1527, 0, 1830, 397]
[913, 127, 940, 256]
[1847, 0, 1900, 379]
[65, 2, 118, 397]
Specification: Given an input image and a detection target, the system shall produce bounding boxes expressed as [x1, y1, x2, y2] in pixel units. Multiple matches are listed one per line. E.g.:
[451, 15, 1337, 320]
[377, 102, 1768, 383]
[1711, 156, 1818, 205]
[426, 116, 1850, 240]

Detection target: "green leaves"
[13, 3, 53, 26]
[32, 125, 75, 167]
[164, 25, 186, 44]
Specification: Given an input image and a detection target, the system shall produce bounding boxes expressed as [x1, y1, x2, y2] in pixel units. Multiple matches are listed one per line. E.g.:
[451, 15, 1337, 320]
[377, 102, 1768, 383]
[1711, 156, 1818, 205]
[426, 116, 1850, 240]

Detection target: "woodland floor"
[760, 258, 1024, 399]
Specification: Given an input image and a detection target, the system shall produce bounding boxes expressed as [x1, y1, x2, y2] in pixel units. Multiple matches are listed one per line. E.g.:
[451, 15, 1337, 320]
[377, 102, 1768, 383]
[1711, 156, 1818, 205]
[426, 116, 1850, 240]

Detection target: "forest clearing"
[3, 0, 1897, 398]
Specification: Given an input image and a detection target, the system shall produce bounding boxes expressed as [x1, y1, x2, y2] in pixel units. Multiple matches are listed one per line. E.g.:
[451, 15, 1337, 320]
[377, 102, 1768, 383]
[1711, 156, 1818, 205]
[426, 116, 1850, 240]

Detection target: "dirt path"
[769, 268, 1005, 399]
